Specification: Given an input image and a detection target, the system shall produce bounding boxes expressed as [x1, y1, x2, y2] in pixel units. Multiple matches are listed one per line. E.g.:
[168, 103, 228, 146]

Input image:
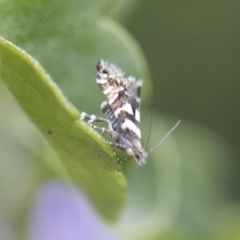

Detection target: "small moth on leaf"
[81, 60, 179, 168]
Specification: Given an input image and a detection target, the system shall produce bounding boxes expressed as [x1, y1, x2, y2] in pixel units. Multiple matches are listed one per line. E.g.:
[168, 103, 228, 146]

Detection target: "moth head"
[134, 148, 147, 165]
[129, 139, 148, 165]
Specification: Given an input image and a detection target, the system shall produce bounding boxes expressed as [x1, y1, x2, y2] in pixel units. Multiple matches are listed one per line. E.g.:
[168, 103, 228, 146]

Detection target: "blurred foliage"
[118, 0, 240, 239]
[0, 0, 239, 240]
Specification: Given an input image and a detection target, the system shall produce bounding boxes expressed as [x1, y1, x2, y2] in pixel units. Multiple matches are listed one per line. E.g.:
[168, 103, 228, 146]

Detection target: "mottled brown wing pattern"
[81, 60, 180, 167]
[96, 60, 147, 165]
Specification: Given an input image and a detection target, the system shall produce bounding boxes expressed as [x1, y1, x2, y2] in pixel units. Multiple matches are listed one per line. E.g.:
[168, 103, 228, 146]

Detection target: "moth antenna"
[144, 108, 154, 149]
[147, 120, 180, 154]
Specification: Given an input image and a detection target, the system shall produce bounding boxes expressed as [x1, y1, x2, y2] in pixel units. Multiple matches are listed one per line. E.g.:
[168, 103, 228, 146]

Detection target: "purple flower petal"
[28, 180, 122, 240]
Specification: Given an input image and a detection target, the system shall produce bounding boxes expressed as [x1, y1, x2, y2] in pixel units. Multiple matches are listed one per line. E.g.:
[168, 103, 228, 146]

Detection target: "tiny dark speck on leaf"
[48, 130, 52, 135]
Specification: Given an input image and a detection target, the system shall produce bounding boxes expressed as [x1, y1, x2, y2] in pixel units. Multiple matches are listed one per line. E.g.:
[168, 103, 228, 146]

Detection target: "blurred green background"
[122, 0, 240, 165]
[116, 0, 240, 239]
[120, 0, 240, 176]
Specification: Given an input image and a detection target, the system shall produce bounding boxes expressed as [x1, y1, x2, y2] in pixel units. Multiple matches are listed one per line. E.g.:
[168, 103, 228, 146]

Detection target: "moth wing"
[127, 80, 142, 122]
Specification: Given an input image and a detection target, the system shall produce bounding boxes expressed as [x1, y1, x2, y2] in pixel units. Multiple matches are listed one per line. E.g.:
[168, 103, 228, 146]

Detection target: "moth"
[81, 60, 179, 167]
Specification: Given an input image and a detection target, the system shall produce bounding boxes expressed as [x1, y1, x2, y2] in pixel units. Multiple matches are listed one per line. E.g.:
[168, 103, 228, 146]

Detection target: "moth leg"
[99, 139, 129, 172]
[80, 112, 109, 123]
[102, 140, 125, 149]
[117, 156, 133, 172]
[102, 140, 129, 170]
[88, 124, 113, 135]
[117, 158, 125, 172]
[80, 112, 120, 138]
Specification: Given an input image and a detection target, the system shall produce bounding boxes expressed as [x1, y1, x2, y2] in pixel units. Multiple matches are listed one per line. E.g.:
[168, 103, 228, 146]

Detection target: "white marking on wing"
[96, 78, 108, 84]
[103, 86, 114, 95]
[135, 109, 140, 122]
[109, 93, 119, 105]
[114, 103, 133, 117]
[121, 119, 141, 138]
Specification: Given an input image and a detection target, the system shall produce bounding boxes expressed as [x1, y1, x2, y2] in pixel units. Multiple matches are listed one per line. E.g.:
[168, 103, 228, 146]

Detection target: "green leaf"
[0, 0, 151, 224]
[0, 37, 127, 221]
